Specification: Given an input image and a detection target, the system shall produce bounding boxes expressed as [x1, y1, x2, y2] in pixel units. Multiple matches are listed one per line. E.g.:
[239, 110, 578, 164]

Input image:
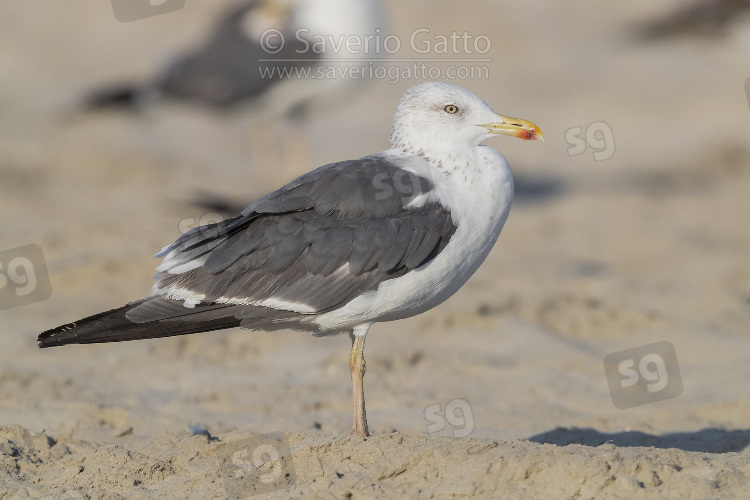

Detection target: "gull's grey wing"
[37, 156, 457, 345]
[152, 155, 456, 330]
[156, 1, 318, 108]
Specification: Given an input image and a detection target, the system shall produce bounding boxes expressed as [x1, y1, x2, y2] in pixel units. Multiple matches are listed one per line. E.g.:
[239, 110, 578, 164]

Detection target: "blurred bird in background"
[83, 0, 387, 181]
[636, 0, 750, 40]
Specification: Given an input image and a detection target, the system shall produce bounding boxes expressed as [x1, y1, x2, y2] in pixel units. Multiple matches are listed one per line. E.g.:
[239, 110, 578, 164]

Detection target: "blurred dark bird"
[84, 0, 386, 175]
[86, 0, 386, 115]
[636, 0, 750, 40]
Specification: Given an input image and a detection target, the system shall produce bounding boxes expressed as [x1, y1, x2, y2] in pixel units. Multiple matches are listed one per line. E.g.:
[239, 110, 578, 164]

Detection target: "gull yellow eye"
[444, 104, 458, 114]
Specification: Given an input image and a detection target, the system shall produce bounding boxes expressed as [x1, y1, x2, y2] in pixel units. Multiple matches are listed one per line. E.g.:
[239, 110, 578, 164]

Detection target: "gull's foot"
[348, 426, 370, 438]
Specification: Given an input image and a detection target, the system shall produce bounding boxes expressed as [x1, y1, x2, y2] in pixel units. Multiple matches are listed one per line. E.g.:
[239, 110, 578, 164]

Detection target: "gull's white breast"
[314, 146, 514, 330]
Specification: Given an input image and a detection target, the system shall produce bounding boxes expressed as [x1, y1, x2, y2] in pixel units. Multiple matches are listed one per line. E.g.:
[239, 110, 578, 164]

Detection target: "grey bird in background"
[86, 0, 386, 116]
[84, 0, 387, 175]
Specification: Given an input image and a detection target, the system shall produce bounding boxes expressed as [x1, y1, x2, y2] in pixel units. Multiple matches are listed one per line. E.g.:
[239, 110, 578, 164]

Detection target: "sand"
[2, 1, 750, 498]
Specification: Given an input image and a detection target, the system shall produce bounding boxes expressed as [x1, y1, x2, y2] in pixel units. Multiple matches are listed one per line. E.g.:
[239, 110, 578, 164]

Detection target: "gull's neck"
[391, 142, 500, 180]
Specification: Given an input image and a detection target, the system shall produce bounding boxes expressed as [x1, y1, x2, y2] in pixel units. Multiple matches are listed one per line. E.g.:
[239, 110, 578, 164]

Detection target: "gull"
[39, 82, 543, 436]
[86, 0, 385, 113]
[84, 0, 386, 171]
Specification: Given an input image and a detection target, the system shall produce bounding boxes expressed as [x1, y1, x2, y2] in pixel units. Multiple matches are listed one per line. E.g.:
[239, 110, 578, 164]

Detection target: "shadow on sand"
[528, 427, 750, 454]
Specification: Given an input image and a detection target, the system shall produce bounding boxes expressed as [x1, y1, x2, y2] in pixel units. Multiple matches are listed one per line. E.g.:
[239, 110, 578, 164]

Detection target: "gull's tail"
[37, 298, 241, 348]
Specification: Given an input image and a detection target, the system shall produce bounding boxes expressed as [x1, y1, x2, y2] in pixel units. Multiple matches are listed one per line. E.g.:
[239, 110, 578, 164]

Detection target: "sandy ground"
[2, 0, 750, 498]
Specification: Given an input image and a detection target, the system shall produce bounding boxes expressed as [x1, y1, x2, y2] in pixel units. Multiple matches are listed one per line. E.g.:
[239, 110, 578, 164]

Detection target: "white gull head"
[390, 82, 543, 156]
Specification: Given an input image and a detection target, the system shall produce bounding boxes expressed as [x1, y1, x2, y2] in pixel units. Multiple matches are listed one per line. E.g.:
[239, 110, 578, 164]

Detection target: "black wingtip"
[37, 298, 243, 348]
[37, 300, 149, 348]
[38, 323, 78, 348]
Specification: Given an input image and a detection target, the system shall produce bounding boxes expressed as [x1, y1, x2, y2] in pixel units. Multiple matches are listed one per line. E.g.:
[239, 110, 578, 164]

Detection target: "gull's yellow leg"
[349, 325, 371, 437]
